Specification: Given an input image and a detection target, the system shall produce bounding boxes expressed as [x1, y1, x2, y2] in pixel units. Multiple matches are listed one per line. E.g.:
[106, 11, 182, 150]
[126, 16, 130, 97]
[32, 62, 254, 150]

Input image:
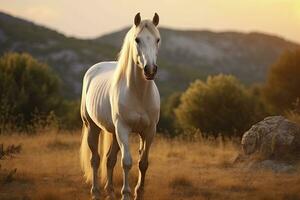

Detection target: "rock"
[247, 160, 296, 173]
[241, 116, 300, 161]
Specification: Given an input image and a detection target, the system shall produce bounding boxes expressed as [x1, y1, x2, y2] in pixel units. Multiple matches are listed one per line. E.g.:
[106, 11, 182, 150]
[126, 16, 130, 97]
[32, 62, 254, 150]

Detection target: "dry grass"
[0, 131, 300, 200]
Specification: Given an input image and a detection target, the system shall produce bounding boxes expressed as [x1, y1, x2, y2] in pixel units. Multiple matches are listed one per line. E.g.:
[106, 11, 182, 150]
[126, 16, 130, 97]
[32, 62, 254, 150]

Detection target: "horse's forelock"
[116, 21, 159, 62]
[134, 20, 160, 38]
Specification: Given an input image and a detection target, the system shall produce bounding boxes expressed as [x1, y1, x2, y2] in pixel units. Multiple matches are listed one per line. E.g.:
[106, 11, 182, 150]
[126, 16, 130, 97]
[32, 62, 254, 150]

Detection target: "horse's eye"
[157, 38, 160, 43]
[135, 38, 140, 44]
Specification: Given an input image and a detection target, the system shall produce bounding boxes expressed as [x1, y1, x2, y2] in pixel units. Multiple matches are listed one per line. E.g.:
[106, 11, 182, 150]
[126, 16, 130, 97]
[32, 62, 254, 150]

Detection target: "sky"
[0, 0, 299, 42]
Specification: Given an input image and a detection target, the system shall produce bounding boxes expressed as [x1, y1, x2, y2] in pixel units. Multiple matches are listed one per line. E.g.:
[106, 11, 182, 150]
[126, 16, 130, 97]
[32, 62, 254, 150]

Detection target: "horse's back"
[82, 61, 117, 132]
[83, 62, 116, 90]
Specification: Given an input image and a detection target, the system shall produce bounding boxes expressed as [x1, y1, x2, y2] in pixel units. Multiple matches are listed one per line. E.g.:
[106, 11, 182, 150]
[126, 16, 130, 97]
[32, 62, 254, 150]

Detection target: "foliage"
[285, 99, 300, 126]
[0, 53, 80, 132]
[0, 52, 60, 130]
[264, 50, 300, 112]
[286, 111, 300, 127]
[0, 144, 22, 160]
[158, 92, 182, 136]
[56, 100, 81, 130]
[175, 74, 268, 137]
[0, 143, 21, 183]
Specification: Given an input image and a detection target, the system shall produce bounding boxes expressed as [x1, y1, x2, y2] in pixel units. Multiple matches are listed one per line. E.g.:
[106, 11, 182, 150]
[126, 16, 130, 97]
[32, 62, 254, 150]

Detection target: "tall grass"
[0, 130, 299, 200]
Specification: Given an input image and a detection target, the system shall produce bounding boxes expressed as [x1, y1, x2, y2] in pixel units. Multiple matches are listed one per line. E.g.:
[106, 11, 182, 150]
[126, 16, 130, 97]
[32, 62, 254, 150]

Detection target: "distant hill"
[96, 28, 300, 92]
[0, 11, 299, 98]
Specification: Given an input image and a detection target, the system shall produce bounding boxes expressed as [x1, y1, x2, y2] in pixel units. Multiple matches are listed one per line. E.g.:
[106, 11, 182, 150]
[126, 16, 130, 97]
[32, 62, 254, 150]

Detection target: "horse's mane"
[113, 20, 160, 84]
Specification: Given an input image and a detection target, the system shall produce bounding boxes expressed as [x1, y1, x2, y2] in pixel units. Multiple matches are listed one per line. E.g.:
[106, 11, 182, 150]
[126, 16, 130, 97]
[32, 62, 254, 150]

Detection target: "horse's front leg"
[134, 126, 155, 200]
[115, 120, 132, 200]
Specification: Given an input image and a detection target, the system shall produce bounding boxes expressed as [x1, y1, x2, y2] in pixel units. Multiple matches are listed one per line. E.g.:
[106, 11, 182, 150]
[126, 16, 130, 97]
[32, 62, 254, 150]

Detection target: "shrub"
[158, 92, 181, 136]
[285, 99, 300, 126]
[0, 52, 80, 132]
[264, 50, 300, 112]
[56, 100, 81, 130]
[0, 143, 21, 183]
[0, 52, 61, 129]
[175, 74, 268, 137]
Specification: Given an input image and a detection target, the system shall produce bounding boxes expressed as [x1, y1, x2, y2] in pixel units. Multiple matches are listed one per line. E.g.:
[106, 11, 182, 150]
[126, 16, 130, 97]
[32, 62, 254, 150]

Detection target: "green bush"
[56, 100, 81, 130]
[0, 52, 80, 132]
[158, 92, 181, 136]
[264, 50, 300, 112]
[175, 74, 268, 137]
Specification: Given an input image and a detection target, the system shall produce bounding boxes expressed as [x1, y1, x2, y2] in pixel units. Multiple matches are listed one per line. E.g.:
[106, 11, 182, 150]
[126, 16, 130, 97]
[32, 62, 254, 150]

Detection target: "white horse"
[80, 13, 161, 200]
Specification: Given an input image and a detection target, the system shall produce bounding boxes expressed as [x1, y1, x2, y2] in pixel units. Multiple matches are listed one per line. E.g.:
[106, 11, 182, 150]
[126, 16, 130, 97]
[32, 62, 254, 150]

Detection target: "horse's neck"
[114, 52, 153, 100]
[124, 58, 153, 99]
[113, 38, 154, 101]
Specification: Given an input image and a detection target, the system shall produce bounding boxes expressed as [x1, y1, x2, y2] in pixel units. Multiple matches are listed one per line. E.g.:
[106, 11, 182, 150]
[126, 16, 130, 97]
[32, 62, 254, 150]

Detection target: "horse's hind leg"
[104, 134, 120, 199]
[87, 122, 101, 200]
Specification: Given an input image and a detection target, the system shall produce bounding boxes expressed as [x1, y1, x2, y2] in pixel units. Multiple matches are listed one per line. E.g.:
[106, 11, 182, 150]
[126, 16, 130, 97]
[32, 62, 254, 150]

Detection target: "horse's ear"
[152, 13, 159, 26]
[134, 13, 141, 27]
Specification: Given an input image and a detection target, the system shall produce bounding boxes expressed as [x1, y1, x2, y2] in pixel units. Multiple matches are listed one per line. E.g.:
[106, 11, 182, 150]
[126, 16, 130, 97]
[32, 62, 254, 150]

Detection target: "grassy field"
[0, 131, 300, 200]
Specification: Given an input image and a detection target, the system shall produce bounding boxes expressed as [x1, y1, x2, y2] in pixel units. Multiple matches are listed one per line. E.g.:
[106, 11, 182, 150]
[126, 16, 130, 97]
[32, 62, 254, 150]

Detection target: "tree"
[0, 52, 62, 130]
[264, 50, 300, 112]
[175, 74, 267, 137]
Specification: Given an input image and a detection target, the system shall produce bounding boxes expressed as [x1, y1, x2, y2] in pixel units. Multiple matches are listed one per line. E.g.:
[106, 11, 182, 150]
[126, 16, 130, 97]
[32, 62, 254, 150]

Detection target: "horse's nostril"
[154, 65, 158, 73]
[144, 65, 150, 74]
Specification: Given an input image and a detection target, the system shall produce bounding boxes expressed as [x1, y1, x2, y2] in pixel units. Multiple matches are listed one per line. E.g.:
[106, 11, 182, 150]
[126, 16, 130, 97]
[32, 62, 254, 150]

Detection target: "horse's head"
[132, 13, 161, 80]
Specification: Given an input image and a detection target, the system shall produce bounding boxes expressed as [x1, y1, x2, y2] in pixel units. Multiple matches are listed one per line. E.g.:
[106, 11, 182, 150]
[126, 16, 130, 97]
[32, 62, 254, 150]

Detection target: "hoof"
[134, 196, 143, 200]
[134, 188, 144, 200]
[134, 194, 143, 200]
[104, 187, 116, 200]
[92, 195, 100, 200]
[91, 187, 101, 200]
[105, 193, 116, 200]
[121, 193, 131, 200]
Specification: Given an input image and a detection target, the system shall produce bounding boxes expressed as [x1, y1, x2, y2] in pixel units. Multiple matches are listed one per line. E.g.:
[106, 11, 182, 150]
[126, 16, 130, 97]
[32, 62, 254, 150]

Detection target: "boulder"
[241, 116, 300, 162]
[247, 160, 295, 173]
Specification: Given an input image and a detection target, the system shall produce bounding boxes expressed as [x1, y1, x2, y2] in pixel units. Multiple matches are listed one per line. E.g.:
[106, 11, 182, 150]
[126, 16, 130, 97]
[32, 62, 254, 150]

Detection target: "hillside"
[97, 28, 300, 89]
[0, 11, 299, 98]
[0, 11, 116, 98]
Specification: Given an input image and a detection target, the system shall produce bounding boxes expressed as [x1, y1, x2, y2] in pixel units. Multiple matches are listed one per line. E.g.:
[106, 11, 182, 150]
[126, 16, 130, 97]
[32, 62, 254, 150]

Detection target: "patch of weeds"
[169, 176, 198, 197]
[46, 138, 75, 150]
[0, 143, 22, 184]
[167, 151, 185, 159]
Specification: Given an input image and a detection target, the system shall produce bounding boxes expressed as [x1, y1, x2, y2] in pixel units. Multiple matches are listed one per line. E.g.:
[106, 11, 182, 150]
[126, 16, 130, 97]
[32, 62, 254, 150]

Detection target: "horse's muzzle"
[144, 65, 158, 80]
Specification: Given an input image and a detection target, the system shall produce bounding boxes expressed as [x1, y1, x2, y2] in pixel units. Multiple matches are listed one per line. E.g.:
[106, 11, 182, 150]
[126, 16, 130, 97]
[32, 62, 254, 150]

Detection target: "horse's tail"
[100, 131, 113, 185]
[80, 125, 92, 183]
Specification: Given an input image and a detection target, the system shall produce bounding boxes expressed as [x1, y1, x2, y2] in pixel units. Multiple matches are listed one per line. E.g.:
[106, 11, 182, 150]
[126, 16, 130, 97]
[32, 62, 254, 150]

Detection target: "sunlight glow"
[0, 0, 299, 42]
[295, 1, 300, 20]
